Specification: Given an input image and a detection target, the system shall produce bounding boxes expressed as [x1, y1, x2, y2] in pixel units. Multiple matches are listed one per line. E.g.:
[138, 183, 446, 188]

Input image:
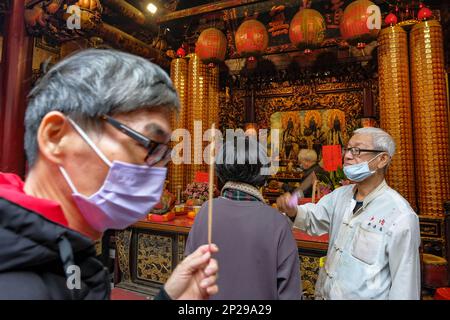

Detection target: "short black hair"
[215, 136, 269, 187]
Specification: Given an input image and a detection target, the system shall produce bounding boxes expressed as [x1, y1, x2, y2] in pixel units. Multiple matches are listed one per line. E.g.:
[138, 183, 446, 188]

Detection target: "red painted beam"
[0, 0, 34, 177]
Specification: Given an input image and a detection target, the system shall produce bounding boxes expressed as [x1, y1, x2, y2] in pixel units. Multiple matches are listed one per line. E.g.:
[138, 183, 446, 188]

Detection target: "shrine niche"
[271, 108, 347, 163]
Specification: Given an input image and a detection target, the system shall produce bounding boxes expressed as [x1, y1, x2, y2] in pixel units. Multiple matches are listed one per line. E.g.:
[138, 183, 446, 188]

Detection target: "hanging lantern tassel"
[246, 56, 258, 69]
[357, 42, 366, 56]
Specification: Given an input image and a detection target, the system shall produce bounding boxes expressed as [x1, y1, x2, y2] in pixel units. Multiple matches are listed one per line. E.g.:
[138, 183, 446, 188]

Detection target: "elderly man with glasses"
[277, 127, 421, 300]
[0, 49, 218, 300]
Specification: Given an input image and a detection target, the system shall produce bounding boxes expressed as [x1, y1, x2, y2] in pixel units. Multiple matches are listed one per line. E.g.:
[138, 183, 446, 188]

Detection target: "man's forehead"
[115, 109, 172, 142]
[348, 134, 373, 147]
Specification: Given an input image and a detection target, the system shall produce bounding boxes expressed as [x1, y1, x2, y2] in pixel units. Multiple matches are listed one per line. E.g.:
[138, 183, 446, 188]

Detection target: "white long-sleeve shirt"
[291, 180, 421, 300]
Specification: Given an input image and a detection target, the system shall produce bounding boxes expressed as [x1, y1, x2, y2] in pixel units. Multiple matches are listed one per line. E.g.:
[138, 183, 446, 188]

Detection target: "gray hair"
[25, 49, 180, 166]
[298, 149, 318, 163]
[353, 127, 396, 157]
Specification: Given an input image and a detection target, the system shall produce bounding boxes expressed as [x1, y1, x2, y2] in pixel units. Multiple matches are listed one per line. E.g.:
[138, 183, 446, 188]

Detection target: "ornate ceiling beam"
[25, 0, 46, 9]
[102, 0, 145, 26]
[23, 1, 168, 67]
[156, 0, 268, 24]
[95, 22, 169, 68]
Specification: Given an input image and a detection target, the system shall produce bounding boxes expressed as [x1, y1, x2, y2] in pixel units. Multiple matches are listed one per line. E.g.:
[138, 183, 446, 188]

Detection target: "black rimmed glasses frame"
[342, 147, 385, 157]
[100, 114, 168, 162]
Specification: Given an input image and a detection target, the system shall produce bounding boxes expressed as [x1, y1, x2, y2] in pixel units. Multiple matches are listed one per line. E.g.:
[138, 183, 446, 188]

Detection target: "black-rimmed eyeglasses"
[342, 147, 385, 157]
[100, 114, 171, 166]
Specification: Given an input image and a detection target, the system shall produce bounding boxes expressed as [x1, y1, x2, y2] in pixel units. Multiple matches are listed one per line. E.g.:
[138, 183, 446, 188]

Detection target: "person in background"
[281, 149, 327, 198]
[185, 136, 302, 300]
[0, 49, 218, 300]
[277, 127, 421, 300]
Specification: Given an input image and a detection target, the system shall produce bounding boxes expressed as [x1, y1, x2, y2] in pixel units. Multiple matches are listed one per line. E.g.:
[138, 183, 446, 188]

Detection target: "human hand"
[164, 244, 219, 300]
[276, 192, 298, 218]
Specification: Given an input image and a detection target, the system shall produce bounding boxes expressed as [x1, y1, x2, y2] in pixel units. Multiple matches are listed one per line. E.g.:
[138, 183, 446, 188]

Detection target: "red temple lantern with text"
[289, 8, 326, 51]
[195, 28, 227, 67]
[340, 0, 380, 47]
[235, 19, 269, 60]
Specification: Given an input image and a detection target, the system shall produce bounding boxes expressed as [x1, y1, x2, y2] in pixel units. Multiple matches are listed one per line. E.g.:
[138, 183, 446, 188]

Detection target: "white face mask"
[343, 152, 384, 182]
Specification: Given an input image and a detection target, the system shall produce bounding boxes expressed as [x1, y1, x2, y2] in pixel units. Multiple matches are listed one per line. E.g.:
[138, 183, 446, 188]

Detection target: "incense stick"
[312, 180, 317, 204]
[208, 124, 216, 246]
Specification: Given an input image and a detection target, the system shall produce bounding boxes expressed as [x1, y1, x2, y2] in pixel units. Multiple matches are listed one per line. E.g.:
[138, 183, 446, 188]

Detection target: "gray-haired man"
[277, 127, 421, 300]
[0, 49, 218, 299]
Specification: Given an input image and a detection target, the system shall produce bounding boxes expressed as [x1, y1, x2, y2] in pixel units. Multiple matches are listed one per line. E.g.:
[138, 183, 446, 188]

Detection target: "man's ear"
[378, 152, 391, 170]
[36, 111, 72, 165]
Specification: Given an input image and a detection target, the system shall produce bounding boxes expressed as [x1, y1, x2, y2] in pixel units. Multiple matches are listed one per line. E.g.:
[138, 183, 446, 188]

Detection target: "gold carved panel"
[300, 255, 321, 300]
[116, 229, 132, 283]
[177, 235, 186, 265]
[219, 82, 366, 139]
[136, 233, 173, 284]
[256, 84, 363, 135]
[219, 91, 246, 132]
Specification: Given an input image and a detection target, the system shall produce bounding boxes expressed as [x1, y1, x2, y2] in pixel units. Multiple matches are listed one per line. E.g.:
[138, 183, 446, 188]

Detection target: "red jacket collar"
[0, 172, 68, 227]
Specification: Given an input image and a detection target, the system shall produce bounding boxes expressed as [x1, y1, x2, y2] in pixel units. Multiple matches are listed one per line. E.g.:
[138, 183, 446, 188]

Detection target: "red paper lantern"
[235, 19, 269, 58]
[384, 13, 398, 25]
[340, 0, 380, 46]
[195, 28, 227, 65]
[289, 8, 326, 50]
[418, 7, 432, 20]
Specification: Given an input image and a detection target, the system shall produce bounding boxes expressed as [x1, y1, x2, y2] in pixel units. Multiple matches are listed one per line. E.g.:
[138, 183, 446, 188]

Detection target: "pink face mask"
[59, 118, 167, 232]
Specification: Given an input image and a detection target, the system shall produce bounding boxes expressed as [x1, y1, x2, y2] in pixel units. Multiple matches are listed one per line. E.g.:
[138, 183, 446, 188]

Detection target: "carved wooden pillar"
[359, 81, 376, 125]
[362, 84, 374, 118]
[445, 201, 450, 285]
[0, 0, 33, 177]
[244, 83, 256, 128]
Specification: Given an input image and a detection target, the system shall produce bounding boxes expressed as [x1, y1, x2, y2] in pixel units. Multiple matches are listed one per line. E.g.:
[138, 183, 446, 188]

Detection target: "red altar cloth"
[141, 215, 329, 244]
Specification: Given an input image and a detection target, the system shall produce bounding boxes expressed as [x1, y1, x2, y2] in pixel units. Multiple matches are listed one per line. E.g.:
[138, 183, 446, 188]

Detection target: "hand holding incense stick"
[208, 124, 216, 246]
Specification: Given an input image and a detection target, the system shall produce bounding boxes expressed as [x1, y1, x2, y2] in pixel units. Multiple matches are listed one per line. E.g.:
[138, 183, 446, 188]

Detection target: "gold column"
[410, 20, 450, 216]
[187, 53, 209, 183]
[378, 25, 417, 210]
[169, 58, 188, 195]
[204, 66, 220, 173]
[207, 66, 220, 128]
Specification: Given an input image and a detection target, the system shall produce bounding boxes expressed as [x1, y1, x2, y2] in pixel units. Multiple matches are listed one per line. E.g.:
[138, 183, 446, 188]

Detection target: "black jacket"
[0, 197, 110, 299]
